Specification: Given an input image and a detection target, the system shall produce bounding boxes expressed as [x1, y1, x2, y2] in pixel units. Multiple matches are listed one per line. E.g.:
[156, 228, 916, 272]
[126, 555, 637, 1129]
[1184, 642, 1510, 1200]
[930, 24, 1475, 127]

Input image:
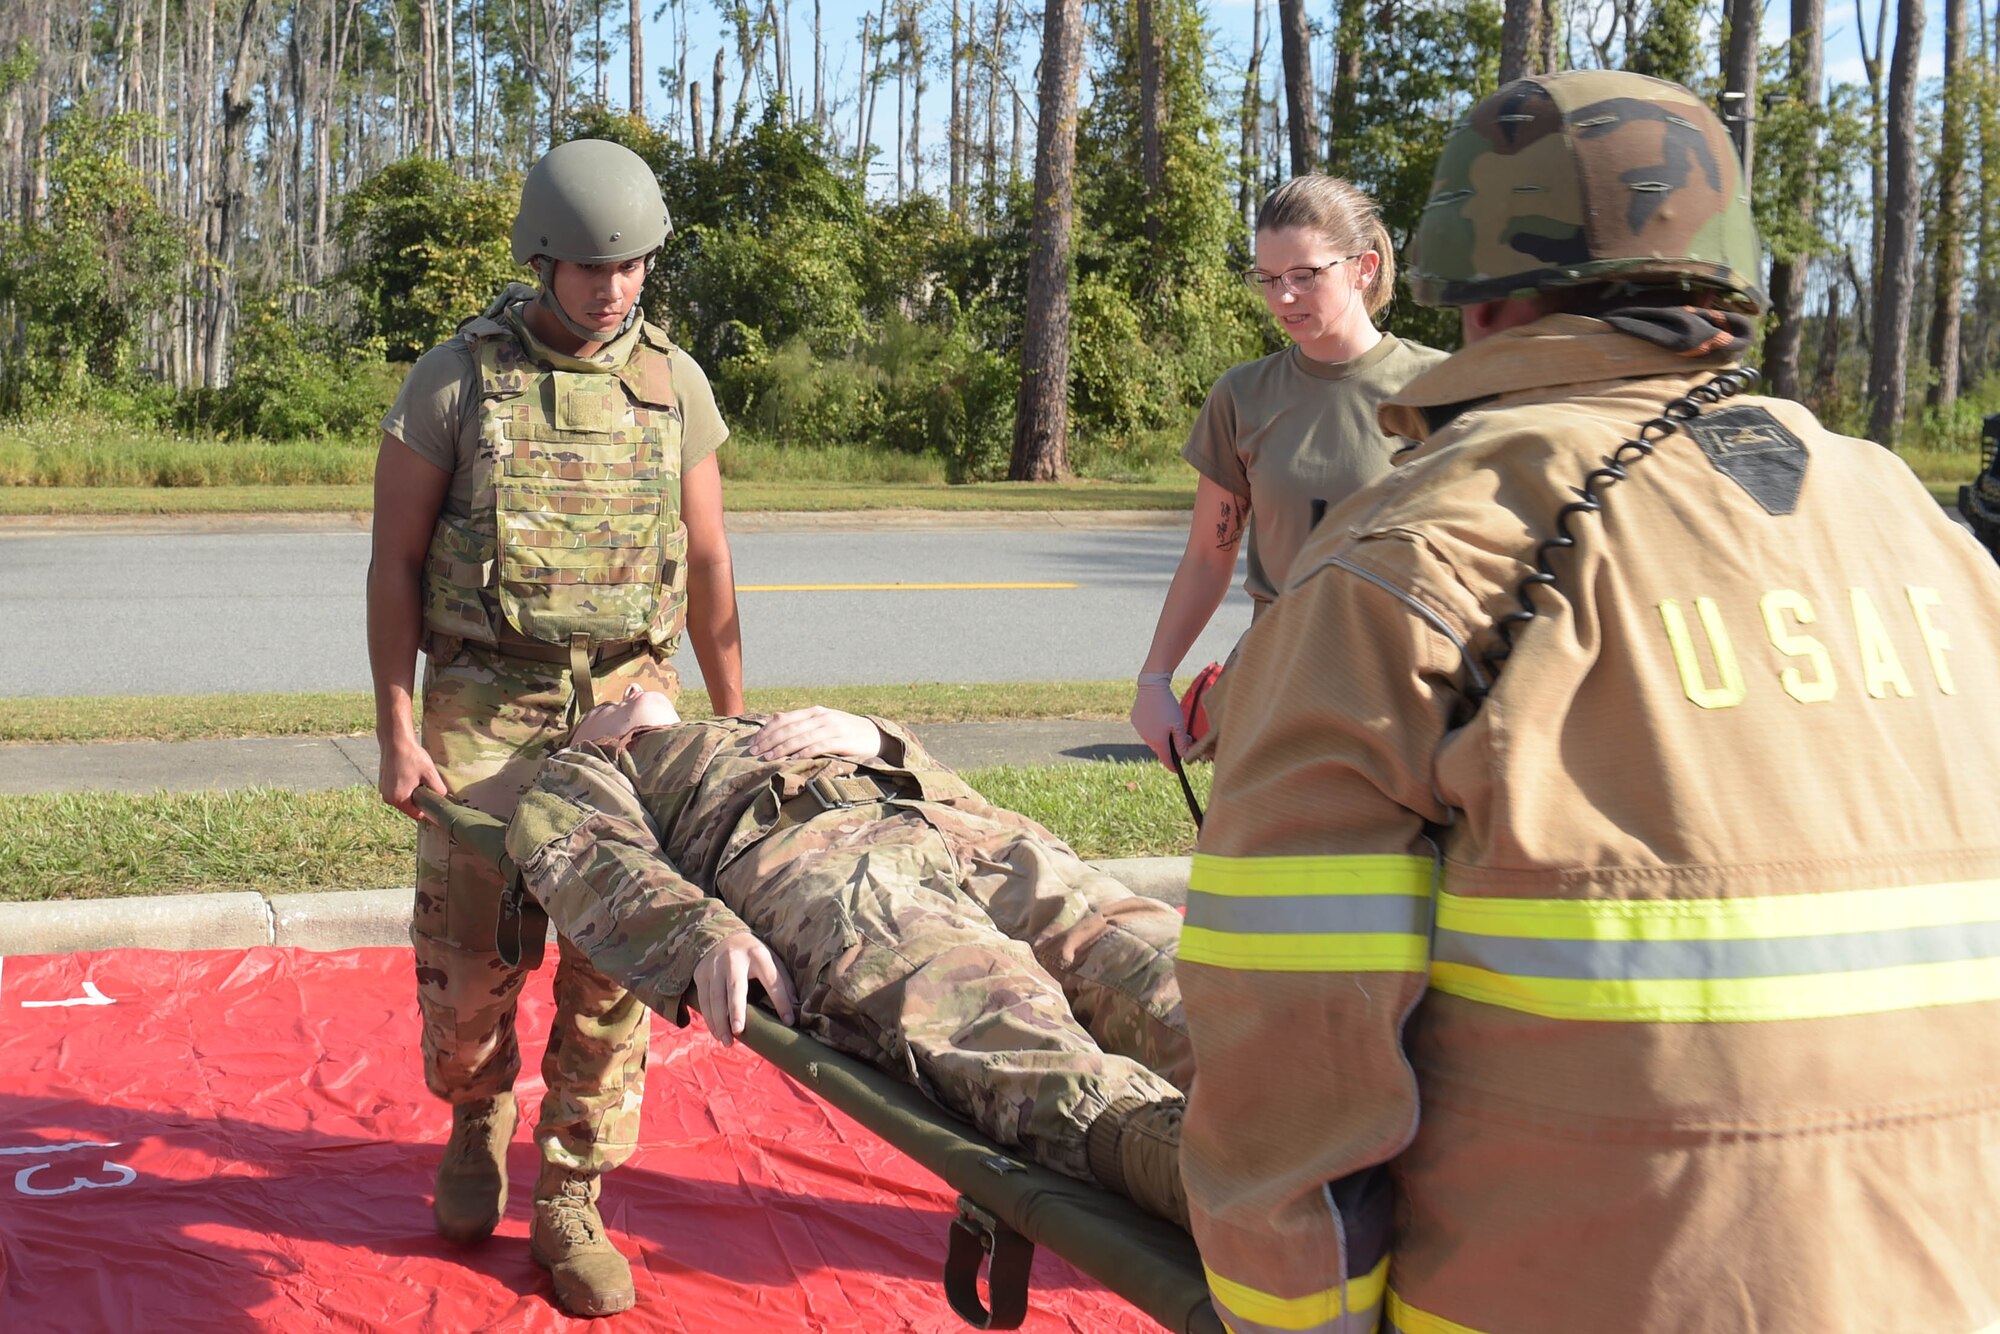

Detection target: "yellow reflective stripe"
[1181, 928, 1431, 973]
[1206, 1257, 1389, 1331]
[1190, 853, 1434, 898]
[1183, 854, 1433, 973]
[1385, 1289, 1488, 1334]
[1429, 956, 2000, 1024]
[1436, 879, 2000, 942]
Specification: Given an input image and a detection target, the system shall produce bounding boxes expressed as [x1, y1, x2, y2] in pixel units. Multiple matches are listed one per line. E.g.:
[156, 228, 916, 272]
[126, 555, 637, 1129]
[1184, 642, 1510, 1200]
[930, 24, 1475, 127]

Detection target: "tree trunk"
[1240, 0, 1264, 227]
[908, 2, 924, 197]
[1275, 0, 1315, 174]
[418, 0, 440, 154]
[1765, 0, 1824, 401]
[209, 0, 267, 388]
[856, 12, 874, 173]
[711, 47, 724, 154]
[984, 0, 1008, 215]
[442, 0, 458, 156]
[689, 77, 706, 156]
[1138, 0, 1163, 244]
[1540, 0, 1561, 69]
[1009, 0, 1081, 481]
[629, 0, 644, 114]
[1721, 0, 1758, 181]
[1926, 0, 1969, 409]
[1867, 0, 1926, 445]
[1500, 0, 1543, 83]
[814, 0, 825, 127]
[950, 0, 964, 215]
[1857, 0, 1888, 292]
[1327, 0, 1362, 170]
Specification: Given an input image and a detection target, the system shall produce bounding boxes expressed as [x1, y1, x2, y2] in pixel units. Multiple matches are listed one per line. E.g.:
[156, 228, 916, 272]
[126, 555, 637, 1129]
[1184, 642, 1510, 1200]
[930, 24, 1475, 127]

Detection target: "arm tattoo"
[1215, 498, 1248, 551]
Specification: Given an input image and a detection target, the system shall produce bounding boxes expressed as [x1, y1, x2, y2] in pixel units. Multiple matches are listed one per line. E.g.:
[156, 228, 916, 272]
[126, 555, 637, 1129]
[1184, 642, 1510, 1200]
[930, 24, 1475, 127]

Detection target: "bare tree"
[1856, 0, 1888, 285]
[1765, 0, 1824, 401]
[1010, 0, 1082, 481]
[630, 0, 644, 114]
[1927, 0, 1970, 408]
[1240, 0, 1265, 226]
[906, 0, 925, 196]
[209, 0, 269, 388]
[1275, 0, 1315, 174]
[950, 0, 964, 215]
[1866, 0, 1926, 444]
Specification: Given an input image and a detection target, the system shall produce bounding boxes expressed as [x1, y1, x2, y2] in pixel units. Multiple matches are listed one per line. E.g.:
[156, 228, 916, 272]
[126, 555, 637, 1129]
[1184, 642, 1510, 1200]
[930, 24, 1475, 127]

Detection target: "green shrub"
[338, 157, 519, 361]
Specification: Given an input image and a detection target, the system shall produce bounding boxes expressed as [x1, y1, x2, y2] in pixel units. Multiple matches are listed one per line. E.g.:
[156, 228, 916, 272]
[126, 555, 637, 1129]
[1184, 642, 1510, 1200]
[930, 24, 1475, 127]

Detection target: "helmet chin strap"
[531, 257, 641, 346]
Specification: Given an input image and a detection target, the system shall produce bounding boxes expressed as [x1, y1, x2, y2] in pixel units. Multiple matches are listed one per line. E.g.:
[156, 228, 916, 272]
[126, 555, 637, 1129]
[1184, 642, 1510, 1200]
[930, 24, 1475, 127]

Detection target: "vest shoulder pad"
[618, 339, 679, 409]
[456, 313, 512, 341]
[637, 319, 678, 354]
[469, 322, 534, 395]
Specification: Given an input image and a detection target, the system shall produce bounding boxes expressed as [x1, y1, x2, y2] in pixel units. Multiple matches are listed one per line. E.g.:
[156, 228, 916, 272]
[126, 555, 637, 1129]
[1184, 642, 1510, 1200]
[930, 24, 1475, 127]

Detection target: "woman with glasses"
[1130, 175, 1446, 768]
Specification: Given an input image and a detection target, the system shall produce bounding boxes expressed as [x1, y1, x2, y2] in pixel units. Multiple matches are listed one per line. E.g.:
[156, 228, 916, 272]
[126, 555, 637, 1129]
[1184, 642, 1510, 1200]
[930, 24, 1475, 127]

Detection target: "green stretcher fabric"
[415, 790, 1223, 1334]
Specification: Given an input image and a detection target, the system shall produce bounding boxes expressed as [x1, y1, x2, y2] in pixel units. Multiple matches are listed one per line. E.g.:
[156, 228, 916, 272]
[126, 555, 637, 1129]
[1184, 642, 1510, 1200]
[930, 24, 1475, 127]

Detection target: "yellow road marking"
[738, 582, 1079, 592]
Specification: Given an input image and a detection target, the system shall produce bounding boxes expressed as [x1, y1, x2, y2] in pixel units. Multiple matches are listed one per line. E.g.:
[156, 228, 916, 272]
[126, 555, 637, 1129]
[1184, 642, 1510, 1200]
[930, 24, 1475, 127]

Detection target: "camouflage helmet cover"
[511, 138, 673, 266]
[1407, 70, 1766, 312]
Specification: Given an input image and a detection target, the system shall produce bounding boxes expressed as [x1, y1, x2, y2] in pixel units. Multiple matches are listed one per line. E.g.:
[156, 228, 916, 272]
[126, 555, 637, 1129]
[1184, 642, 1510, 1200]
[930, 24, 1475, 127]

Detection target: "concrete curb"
[0, 858, 1192, 958]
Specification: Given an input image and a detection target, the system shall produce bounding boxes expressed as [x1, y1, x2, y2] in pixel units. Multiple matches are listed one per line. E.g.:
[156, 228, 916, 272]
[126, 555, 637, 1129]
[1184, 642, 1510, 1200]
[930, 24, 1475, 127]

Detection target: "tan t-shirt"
[1182, 333, 1448, 610]
[381, 307, 729, 521]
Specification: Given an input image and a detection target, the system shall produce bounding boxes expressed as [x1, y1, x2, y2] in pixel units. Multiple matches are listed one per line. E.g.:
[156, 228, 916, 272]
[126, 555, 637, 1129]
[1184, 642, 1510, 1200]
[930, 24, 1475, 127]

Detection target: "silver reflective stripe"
[1186, 891, 1433, 937]
[1436, 919, 2000, 981]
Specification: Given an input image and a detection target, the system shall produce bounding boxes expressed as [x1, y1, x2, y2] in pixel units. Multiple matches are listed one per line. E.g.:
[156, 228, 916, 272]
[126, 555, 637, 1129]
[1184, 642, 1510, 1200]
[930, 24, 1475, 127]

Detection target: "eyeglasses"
[1242, 254, 1365, 294]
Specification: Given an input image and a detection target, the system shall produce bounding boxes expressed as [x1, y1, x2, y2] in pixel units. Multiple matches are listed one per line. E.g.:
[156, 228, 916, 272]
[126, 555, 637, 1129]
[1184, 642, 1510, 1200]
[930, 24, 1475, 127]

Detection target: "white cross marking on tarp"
[21, 981, 115, 1008]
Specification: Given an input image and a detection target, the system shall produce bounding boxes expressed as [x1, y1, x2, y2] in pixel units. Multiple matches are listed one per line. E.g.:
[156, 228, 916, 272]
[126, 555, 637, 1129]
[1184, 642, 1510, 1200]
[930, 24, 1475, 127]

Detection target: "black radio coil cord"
[1471, 366, 1761, 699]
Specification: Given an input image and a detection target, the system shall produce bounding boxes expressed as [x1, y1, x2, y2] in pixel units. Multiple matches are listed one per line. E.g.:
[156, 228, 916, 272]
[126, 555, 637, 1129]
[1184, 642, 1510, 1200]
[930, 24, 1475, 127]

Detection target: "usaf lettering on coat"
[1657, 586, 1957, 708]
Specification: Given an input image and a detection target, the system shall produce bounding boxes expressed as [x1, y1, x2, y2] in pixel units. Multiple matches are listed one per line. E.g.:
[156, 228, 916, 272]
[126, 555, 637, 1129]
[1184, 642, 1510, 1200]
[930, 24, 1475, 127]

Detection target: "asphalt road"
[0, 519, 1252, 697]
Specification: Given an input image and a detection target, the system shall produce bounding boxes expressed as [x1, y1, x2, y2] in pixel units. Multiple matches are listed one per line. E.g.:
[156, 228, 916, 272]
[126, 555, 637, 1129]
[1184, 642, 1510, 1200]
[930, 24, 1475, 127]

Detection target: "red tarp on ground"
[0, 947, 1161, 1332]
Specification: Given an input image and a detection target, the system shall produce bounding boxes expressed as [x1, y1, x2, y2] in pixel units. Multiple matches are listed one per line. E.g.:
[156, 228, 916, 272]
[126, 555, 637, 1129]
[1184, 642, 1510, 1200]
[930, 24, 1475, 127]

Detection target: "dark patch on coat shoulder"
[1683, 405, 1808, 515]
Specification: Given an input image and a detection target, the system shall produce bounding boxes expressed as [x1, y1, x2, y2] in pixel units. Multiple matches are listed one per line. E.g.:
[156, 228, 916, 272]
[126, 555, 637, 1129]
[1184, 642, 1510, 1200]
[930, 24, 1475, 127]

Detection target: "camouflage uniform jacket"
[1181, 315, 2000, 1334]
[505, 716, 973, 1022]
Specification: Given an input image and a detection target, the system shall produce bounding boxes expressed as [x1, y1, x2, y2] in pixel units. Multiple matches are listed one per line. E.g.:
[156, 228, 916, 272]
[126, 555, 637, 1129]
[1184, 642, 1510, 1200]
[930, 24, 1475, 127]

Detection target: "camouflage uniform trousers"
[414, 640, 679, 1174]
[722, 800, 1192, 1182]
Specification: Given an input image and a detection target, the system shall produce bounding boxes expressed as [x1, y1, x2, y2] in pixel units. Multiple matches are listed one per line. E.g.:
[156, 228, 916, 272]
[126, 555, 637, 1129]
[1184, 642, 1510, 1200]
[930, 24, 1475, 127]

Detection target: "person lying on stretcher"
[503, 686, 1192, 1231]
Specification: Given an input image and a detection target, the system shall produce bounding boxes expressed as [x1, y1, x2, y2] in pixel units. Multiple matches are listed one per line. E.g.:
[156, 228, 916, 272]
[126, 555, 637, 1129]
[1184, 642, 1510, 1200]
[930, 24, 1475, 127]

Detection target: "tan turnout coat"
[1180, 315, 2000, 1334]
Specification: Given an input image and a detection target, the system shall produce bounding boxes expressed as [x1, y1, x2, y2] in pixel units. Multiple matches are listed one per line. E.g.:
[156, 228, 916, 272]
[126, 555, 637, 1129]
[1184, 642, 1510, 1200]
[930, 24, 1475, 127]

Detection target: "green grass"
[0, 762, 1203, 901]
[0, 412, 1197, 513]
[0, 681, 1150, 744]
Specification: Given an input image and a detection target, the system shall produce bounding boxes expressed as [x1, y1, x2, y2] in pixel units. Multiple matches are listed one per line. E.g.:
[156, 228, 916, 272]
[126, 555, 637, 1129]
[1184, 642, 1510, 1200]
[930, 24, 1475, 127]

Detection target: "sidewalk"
[0, 719, 1190, 957]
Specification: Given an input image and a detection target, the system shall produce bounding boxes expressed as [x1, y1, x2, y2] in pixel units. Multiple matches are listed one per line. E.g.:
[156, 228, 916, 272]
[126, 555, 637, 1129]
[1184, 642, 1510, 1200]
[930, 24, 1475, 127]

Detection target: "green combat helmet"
[1407, 69, 1766, 312]
[511, 138, 673, 342]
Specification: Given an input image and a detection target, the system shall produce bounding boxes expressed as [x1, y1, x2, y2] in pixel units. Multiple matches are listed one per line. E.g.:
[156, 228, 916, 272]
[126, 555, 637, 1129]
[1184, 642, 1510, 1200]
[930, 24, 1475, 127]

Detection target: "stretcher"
[417, 789, 1224, 1333]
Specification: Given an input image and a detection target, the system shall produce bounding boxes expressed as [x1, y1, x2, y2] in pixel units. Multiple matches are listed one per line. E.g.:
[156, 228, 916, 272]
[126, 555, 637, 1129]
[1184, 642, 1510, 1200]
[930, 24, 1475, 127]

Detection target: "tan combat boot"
[433, 1092, 518, 1245]
[530, 1162, 637, 1317]
[1086, 1097, 1189, 1229]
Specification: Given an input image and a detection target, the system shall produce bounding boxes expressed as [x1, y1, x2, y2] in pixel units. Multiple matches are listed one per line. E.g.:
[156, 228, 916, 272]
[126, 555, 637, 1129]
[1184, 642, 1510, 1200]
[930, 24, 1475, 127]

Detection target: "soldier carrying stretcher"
[498, 685, 1194, 1318]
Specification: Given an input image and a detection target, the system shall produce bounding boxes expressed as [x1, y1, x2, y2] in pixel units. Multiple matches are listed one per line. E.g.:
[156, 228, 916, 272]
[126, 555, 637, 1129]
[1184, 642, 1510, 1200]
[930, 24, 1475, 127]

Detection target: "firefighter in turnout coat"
[1178, 71, 2000, 1334]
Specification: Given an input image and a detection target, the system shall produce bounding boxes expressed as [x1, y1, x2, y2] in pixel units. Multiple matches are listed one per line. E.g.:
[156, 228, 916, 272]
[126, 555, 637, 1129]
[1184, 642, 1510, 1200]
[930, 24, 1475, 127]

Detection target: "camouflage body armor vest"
[421, 310, 689, 658]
